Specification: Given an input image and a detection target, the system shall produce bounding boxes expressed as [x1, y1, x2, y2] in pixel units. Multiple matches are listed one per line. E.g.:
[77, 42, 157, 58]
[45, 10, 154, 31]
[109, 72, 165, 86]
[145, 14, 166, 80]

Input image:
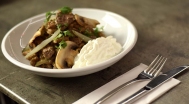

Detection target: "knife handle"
[118, 87, 148, 104]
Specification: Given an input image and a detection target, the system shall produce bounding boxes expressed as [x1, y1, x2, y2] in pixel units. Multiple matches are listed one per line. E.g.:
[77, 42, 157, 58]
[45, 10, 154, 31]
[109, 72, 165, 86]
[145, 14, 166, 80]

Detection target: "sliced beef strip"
[56, 12, 75, 30]
[42, 46, 55, 59]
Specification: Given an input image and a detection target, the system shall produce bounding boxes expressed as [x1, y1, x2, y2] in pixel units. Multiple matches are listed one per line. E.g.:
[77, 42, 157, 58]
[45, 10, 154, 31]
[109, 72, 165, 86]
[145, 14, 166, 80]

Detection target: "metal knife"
[118, 65, 189, 104]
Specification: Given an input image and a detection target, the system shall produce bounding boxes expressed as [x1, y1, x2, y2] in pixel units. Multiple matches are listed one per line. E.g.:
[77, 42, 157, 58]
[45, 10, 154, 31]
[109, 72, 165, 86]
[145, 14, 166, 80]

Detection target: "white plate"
[1, 8, 137, 77]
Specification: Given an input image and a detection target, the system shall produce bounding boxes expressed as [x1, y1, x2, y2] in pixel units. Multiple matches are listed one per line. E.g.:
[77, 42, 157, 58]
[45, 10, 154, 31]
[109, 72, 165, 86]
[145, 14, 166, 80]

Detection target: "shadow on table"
[0, 92, 18, 104]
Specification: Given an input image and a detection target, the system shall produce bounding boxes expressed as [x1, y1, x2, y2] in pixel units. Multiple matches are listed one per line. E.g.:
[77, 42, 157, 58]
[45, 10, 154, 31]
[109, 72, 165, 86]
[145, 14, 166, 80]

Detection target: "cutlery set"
[95, 55, 189, 104]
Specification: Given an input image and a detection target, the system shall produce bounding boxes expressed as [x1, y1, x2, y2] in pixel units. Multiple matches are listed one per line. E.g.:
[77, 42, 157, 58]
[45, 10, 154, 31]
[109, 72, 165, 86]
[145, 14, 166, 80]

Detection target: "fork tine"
[148, 56, 167, 77]
[147, 56, 163, 74]
[144, 55, 160, 73]
[153, 58, 167, 76]
[148, 56, 164, 75]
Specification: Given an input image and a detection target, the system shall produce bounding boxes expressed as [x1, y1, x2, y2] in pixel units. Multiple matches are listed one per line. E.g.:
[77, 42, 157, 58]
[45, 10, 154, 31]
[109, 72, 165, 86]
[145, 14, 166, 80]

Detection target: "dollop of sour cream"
[72, 36, 122, 68]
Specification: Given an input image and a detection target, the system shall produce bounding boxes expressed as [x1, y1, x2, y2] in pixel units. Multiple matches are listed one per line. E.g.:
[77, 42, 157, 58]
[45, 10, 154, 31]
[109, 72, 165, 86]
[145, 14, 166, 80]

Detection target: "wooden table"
[1, 0, 189, 103]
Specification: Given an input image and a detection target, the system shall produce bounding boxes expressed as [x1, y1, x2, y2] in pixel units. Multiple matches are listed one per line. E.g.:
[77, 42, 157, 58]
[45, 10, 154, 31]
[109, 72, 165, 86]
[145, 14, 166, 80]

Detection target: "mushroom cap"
[75, 14, 100, 28]
[55, 41, 78, 69]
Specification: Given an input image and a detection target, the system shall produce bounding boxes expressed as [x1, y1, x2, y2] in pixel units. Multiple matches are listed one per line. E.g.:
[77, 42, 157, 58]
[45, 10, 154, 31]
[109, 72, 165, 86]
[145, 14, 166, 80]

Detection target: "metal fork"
[94, 55, 167, 104]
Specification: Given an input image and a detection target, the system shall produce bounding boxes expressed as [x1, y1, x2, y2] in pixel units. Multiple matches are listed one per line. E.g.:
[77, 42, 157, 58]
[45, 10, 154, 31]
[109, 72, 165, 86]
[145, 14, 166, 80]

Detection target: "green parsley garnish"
[45, 11, 56, 23]
[64, 23, 68, 27]
[54, 33, 63, 40]
[94, 26, 104, 36]
[84, 29, 92, 36]
[55, 40, 67, 49]
[45, 6, 72, 23]
[60, 7, 72, 14]
[56, 24, 73, 37]
[63, 30, 73, 36]
[56, 24, 64, 35]
[57, 24, 62, 30]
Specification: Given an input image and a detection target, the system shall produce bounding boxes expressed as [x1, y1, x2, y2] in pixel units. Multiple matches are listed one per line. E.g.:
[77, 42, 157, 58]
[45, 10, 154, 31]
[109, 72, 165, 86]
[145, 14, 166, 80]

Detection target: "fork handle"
[118, 87, 148, 104]
[94, 78, 138, 104]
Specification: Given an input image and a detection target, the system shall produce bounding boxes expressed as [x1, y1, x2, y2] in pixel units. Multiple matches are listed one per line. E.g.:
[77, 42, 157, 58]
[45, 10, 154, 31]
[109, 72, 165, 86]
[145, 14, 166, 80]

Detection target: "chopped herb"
[56, 24, 73, 37]
[64, 23, 68, 27]
[60, 7, 72, 14]
[55, 40, 67, 49]
[45, 11, 56, 23]
[57, 24, 62, 30]
[56, 24, 64, 37]
[54, 33, 63, 40]
[94, 26, 104, 36]
[84, 29, 92, 36]
[94, 28, 99, 36]
[63, 30, 73, 36]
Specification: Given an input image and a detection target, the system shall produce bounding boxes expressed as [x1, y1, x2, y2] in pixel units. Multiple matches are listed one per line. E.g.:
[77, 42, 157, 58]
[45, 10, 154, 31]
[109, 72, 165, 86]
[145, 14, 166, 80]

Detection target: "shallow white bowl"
[1, 8, 137, 77]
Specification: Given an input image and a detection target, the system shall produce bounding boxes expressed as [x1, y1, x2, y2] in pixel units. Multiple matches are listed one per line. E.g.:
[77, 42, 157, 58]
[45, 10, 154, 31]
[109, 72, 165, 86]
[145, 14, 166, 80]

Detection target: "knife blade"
[118, 65, 189, 104]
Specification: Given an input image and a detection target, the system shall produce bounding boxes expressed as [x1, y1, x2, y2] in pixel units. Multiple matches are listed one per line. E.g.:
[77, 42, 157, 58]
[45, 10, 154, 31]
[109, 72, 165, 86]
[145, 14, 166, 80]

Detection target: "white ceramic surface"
[1, 8, 137, 77]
